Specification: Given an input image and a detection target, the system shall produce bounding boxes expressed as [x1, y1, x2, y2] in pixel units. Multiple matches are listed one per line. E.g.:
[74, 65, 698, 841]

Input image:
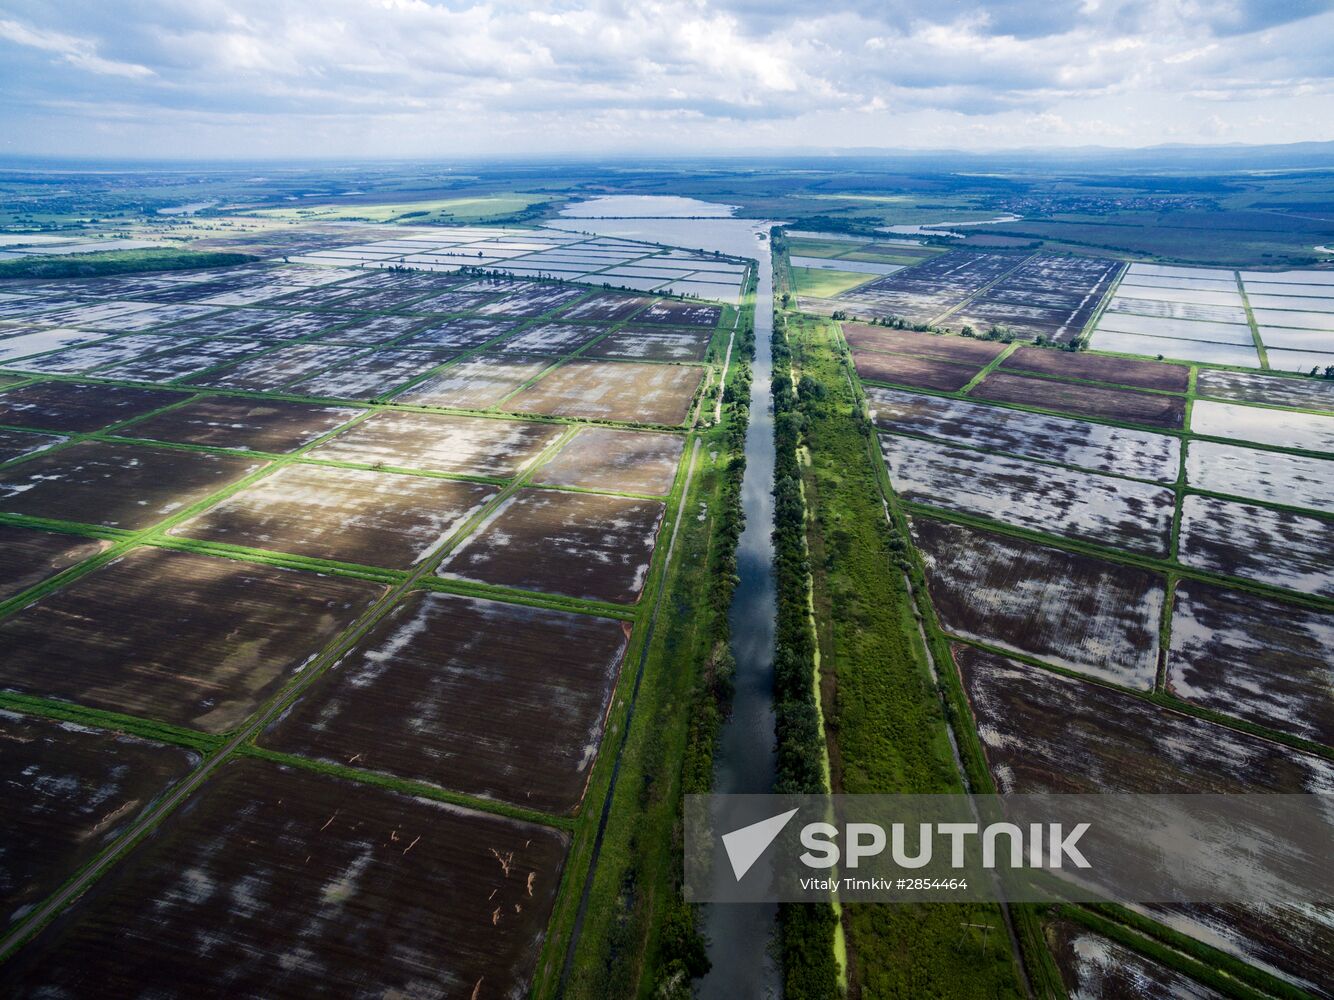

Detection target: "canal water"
[553, 199, 782, 997]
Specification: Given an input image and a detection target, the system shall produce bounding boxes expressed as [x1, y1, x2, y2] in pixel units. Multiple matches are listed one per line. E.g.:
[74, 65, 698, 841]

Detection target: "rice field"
[913, 518, 1163, 687]
[882, 435, 1175, 554]
[866, 386, 1179, 482]
[1190, 399, 1334, 452]
[1177, 495, 1333, 596]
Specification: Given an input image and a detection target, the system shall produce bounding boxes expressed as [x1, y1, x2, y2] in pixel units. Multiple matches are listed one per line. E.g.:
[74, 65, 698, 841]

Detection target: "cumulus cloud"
[0, 0, 1331, 155]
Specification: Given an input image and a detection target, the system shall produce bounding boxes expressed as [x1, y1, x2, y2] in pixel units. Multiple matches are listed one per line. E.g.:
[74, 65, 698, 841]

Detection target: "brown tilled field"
[263, 592, 631, 813]
[310, 410, 565, 478]
[531, 427, 684, 496]
[395, 355, 552, 409]
[852, 351, 981, 391]
[438, 488, 664, 603]
[171, 464, 498, 568]
[0, 441, 265, 530]
[912, 518, 1163, 688]
[843, 324, 1007, 364]
[0, 548, 382, 732]
[970, 371, 1186, 428]
[506, 360, 703, 425]
[999, 345, 1190, 392]
[589, 326, 712, 362]
[0, 713, 199, 931]
[116, 397, 358, 452]
[1168, 579, 1334, 745]
[0, 524, 107, 601]
[0, 759, 569, 998]
[0, 382, 188, 433]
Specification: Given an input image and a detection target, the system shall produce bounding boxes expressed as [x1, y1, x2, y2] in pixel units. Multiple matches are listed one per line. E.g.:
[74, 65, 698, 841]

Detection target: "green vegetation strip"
[0, 248, 260, 279]
[784, 312, 1039, 998]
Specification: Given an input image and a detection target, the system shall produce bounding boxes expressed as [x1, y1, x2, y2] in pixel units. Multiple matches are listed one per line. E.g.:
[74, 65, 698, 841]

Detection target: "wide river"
[553, 199, 782, 996]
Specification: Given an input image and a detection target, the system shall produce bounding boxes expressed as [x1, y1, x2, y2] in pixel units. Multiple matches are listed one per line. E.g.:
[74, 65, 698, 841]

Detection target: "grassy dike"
[771, 314, 841, 997]
[552, 318, 755, 999]
[780, 311, 1033, 999]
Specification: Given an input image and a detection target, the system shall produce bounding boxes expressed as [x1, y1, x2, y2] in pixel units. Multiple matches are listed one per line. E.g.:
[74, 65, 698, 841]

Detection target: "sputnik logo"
[721, 808, 799, 881]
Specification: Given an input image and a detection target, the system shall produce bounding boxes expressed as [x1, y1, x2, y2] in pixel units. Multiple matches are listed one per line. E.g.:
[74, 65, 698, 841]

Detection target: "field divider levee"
[0, 419, 587, 965]
[1235, 271, 1270, 370]
[958, 340, 1020, 394]
[926, 250, 1040, 328]
[0, 692, 223, 753]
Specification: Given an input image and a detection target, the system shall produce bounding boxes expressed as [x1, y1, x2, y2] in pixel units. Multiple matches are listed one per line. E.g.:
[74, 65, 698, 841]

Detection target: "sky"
[1, 0, 1332, 159]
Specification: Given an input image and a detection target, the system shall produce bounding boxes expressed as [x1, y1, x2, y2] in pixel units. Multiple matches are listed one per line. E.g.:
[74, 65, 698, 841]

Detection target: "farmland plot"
[1094, 312, 1254, 344]
[172, 464, 497, 569]
[98, 338, 268, 383]
[314, 314, 431, 346]
[0, 382, 186, 433]
[395, 355, 551, 409]
[946, 254, 1122, 343]
[0, 441, 264, 530]
[1168, 580, 1334, 745]
[407, 290, 503, 315]
[476, 283, 586, 318]
[155, 307, 294, 338]
[265, 592, 630, 813]
[310, 411, 564, 478]
[958, 645, 1334, 995]
[633, 301, 722, 327]
[999, 345, 1189, 392]
[0, 712, 199, 929]
[558, 292, 651, 321]
[842, 324, 1007, 365]
[1047, 920, 1227, 1000]
[0, 760, 567, 999]
[495, 322, 605, 355]
[1104, 298, 1247, 325]
[507, 360, 703, 425]
[396, 317, 516, 350]
[290, 349, 457, 400]
[117, 397, 357, 452]
[0, 524, 106, 601]
[0, 428, 66, 464]
[1178, 495, 1334, 596]
[853, 351, 982, 392]
[819, 250, 1021, 323]
[882, 435, 1175, 554]
[1195, 368, 1334, 411]
[531, 427, 684, 495]
[912, 517, 1162, 687]
[1252, 309, 1334, 332]
[0, 548, 381, 732]
[190, 344, 367, 392]
[972, 372, 1186, 429]
[589, 326, 712, 362]
[1256, 326, 1334, 351]
[438, 488, 664, 603]
[1089, 331, 1260, 368]
[227, 310, 347, 342]
[866, 386, 1179, 482]
[0, 329, 109, 364]
[1191, 399, 1334, 452]
[1114, 287, 1243, 309]
[1266, 347, 1334, 373]
[9, 334, 179, 374]
[958, 642, 1333, 793]
[1186, 440, 1334, 513]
